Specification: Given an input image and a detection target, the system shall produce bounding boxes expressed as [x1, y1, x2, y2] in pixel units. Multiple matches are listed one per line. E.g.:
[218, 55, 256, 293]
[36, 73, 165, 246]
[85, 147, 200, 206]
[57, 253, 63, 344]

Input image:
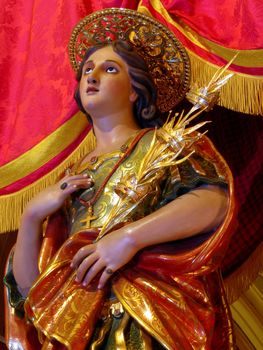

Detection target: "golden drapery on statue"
[3, 7, 238, 350]
[13, 126, 236, 350]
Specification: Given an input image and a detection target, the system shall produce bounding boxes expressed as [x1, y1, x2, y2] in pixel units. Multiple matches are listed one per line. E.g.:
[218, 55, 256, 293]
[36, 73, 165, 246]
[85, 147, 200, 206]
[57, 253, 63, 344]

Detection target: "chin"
[82, 100, 99, 114]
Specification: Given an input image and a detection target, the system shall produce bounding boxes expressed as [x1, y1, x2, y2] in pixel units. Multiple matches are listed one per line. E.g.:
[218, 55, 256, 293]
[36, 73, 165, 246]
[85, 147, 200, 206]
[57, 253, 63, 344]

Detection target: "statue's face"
[79, 45, 137, 117]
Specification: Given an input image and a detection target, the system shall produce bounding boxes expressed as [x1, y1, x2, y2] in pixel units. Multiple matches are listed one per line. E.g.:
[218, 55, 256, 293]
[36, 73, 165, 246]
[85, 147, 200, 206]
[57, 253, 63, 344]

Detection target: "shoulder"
[134, 128, 156, 147]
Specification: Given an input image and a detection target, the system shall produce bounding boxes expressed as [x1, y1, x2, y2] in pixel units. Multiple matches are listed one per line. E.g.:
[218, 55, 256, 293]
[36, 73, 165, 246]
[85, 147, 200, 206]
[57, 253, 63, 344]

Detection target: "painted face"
[79, 45, 137, 116]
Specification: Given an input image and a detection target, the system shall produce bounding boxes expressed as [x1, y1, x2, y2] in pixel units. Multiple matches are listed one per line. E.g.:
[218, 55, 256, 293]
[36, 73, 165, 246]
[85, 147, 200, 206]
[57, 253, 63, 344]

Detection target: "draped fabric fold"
[24, 234, 234, 350]
[138, 0, 263, 115]
[20, 132, 236, 349]
[0, 0, 262, 233]
[0, 1, 139, 232]
[1, 0, 262, 308]
[24, 214, 236, 349]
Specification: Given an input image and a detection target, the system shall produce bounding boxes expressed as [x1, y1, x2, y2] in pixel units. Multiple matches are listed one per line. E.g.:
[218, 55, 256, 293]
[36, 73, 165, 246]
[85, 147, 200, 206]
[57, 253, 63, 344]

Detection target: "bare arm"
[13, 211, 43, 296]
[72, 184, 228, 288]
[126, 184, 227, 249]
[13, 174, 93, 295]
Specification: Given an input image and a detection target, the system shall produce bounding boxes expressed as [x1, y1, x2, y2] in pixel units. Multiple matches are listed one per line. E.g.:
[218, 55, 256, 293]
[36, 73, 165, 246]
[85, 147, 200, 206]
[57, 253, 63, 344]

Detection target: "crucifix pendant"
[80, 206, 97, 229]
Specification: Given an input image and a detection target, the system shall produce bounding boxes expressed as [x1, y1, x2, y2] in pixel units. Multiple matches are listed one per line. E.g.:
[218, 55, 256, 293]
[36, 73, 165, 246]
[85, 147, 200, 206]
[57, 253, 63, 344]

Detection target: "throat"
[95, 129, 141, 151]
[82, 129, 142, 164]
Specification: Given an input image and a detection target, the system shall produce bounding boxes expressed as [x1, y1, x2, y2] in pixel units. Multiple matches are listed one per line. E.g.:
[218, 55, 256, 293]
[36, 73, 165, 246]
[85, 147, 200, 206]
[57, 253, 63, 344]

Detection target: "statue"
[4, 9, 236, 350]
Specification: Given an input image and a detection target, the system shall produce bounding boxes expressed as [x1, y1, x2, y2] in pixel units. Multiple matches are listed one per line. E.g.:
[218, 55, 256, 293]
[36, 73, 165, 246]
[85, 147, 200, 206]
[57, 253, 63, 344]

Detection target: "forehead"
[85, 45, 127, 67]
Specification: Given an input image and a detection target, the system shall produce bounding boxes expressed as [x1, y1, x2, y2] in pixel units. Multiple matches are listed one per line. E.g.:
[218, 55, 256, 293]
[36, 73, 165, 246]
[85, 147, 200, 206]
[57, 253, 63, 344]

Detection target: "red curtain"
[0, 0, 262, 280]
[155, 0, 263, 49]
[0, 0, 139, 195]
[1, 0, 262, 194]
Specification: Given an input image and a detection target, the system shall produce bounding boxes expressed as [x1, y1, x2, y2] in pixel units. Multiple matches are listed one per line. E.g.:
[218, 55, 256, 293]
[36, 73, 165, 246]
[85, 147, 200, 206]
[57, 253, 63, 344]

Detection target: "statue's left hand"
[70, 227, 139, 288]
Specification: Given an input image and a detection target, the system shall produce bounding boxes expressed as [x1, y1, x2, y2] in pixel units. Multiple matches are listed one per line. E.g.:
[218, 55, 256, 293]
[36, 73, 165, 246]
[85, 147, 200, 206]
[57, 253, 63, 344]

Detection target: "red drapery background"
[0, 0, 262, 298]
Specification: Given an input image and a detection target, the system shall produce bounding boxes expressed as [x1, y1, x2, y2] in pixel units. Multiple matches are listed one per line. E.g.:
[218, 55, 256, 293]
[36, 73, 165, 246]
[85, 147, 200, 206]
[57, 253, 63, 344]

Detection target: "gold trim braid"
[139, 2, 263, 67]
[139, 3, 263, 116]
[0, 112, 88, 188]
[0, 129, 96, 233]
[189, 51, 263, 116]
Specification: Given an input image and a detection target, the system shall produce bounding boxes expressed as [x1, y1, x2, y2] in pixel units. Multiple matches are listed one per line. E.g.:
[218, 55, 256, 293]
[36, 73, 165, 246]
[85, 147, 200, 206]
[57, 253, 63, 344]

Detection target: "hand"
[71, 227, 139, 289]
[24, 173, 94, 222]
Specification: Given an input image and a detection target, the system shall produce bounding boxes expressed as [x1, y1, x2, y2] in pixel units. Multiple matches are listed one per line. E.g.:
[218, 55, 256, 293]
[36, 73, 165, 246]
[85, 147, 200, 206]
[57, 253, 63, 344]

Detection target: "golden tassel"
[188, 50, 263, 116]
[138, 2, 263, 116]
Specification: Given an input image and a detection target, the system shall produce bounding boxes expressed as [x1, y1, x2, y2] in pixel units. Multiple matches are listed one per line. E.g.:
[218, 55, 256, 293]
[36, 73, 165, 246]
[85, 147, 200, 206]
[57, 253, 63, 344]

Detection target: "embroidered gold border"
[138, 2, 263, 115]
[138, 2, 263, 67]
[0, 111, 88, 189]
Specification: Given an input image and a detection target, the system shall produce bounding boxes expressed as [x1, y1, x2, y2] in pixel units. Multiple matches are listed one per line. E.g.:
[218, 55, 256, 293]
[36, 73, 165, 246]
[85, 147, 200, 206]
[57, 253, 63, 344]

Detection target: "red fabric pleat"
[0, 0, 262, 279]
[159, 0, 263, 49]
[140, 0, 263, 74]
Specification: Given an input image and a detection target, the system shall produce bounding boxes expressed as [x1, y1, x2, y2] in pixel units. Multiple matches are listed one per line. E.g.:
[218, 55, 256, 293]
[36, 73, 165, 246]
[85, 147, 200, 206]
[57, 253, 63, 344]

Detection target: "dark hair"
[74, 40, 160, 128]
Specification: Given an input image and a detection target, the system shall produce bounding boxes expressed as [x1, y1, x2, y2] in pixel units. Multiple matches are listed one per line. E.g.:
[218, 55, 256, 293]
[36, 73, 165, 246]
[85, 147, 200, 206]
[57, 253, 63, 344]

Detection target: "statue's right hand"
[23, 173, 93, 222]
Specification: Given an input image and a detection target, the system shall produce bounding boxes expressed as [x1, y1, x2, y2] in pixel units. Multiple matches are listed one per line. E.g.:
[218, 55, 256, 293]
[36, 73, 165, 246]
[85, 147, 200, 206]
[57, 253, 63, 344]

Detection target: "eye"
[83, 67, 93, 75]
[106, 66, 118, 73]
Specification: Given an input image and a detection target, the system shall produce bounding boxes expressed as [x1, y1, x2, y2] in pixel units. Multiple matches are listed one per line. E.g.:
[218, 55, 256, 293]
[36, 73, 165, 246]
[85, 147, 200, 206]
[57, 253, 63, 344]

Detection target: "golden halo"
[69, 8, 190, 112]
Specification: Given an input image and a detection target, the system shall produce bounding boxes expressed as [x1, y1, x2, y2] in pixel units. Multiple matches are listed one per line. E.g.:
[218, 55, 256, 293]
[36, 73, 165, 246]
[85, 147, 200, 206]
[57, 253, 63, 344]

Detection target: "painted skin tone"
[13, 46, 228, 295]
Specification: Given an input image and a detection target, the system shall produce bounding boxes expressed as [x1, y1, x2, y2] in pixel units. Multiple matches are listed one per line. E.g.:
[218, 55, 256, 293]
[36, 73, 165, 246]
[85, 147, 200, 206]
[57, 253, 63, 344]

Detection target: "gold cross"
[80, 206, 98, 229]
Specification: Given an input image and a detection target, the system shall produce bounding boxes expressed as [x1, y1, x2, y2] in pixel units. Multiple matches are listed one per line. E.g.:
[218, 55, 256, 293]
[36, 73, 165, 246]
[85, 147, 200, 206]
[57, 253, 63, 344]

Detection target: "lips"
[86, 86, 99, 94]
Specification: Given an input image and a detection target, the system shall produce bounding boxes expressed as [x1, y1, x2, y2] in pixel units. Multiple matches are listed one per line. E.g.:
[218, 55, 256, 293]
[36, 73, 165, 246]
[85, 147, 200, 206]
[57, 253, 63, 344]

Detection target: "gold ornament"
[68, 8, 190, 112]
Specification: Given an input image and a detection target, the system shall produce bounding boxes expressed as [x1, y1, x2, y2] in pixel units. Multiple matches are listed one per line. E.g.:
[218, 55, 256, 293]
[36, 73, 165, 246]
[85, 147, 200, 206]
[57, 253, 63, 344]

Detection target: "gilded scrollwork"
[70, 131, 156, 234]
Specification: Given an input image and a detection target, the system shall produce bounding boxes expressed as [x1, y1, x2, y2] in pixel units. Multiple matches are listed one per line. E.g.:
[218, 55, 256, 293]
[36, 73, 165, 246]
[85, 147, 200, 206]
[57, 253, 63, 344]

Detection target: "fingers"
[98, 267, 115, 289]
[81, 259, 105, 286]
[71, 244, 95, 268]
[71, 244, 100, 284]
[59, 173, 94, 194]
[62, 173, 91, 182]
[76, 258, 115, 288]
[75, 253, 99, 283]
[71, 244, 116, 288]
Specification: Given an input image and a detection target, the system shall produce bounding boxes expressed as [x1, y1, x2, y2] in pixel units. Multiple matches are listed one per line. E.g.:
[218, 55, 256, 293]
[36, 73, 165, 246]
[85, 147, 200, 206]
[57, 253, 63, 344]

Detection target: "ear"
[129, 89, 138, 103]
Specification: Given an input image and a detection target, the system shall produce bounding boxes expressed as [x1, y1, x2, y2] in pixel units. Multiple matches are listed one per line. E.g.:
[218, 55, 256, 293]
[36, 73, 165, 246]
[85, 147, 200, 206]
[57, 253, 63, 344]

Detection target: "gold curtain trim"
[0, 130, 96, 233]
[0, 111, 89, 188]
[224, 242, 263, 304]
[138, 2, 263, 115]
[138, 1, 263, 67]
[188, 50, 263, 115]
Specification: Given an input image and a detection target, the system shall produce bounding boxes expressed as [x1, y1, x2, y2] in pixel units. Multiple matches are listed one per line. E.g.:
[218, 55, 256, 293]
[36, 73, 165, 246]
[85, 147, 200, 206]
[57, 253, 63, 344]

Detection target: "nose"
[87, 75, 97, 84]
[87, 68, 99, 84]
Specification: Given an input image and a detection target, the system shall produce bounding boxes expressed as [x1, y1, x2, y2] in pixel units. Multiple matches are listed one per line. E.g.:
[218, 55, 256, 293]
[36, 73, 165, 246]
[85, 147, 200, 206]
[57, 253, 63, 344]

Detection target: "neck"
[90, 111, 141, 151]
